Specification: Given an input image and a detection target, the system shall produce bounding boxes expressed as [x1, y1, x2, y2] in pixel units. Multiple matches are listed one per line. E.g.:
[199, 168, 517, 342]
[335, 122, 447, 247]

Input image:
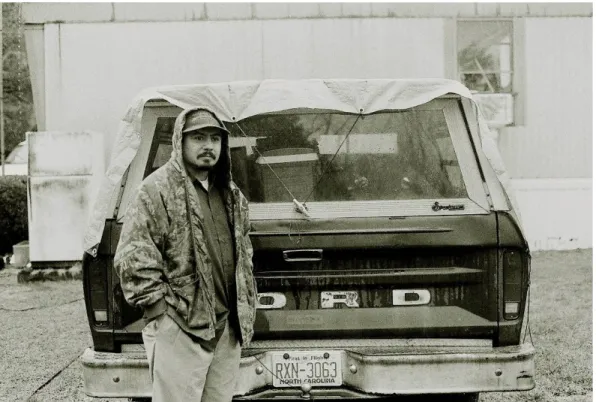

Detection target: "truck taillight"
[503, 250, 524, 320]
[83, 253, 110, 327]
[94, 310, 108, 322]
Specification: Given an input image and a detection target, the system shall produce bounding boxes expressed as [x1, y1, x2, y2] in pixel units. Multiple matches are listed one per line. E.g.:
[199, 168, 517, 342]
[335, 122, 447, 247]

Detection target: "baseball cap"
[182, 109, 230, 135]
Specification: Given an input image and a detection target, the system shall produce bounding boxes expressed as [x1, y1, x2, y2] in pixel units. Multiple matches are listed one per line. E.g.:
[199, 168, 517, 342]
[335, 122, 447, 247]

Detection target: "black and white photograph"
[0, 2, 592, 402]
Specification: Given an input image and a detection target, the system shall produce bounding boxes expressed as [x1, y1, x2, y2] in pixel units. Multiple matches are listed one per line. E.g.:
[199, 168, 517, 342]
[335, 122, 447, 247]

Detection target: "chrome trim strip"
[249, 199, 487, 220]
[251, 227, 453, 236]
[283, 249, 323, 262]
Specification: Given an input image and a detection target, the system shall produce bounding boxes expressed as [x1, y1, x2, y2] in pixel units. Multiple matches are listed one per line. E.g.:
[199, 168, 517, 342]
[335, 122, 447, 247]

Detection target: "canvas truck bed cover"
[83, 78, 518, 256]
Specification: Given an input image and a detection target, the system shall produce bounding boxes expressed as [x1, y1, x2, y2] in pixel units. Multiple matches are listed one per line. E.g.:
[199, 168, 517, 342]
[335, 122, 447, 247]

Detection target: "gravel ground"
[0, 269, 125, 402]
[0, 250, 592, 401]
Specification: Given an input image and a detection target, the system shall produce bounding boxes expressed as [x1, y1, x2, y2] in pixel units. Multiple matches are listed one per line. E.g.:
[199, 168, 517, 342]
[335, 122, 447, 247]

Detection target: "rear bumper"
[81, 339, 535, 399]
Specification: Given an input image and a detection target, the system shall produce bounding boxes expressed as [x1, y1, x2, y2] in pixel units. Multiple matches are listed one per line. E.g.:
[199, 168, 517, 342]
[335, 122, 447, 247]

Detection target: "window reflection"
[149, 110, 468, 203]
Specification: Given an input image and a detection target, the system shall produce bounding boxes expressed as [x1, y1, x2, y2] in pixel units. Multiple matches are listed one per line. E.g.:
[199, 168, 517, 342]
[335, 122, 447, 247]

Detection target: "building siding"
[22, 3, 592, 24]
[499, 17, 592, 179]
[512, 178, 592, 250]
[41, 18, 444, 162]
[112, 3, 206, 21]
[30, 13, 592, 180]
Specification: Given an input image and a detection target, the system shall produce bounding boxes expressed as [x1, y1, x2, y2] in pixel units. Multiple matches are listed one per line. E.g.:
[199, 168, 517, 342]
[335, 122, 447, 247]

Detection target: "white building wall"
[43, 18, 444, 162]
[498, 17, 592, 250]
[512, 179, 592, 250]
[500, 17, 592, 179]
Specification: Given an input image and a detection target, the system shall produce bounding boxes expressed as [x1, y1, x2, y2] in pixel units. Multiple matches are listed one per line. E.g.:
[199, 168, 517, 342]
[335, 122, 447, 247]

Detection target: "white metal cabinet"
[27, 131, 104, 265]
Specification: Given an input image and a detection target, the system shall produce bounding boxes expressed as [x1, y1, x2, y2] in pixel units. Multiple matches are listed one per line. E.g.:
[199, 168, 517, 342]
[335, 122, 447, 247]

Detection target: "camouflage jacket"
[114, 107, 257, 345]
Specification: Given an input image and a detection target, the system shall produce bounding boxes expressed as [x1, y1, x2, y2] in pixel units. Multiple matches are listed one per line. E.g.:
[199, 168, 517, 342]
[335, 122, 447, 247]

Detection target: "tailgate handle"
[283, 249, 323, 262]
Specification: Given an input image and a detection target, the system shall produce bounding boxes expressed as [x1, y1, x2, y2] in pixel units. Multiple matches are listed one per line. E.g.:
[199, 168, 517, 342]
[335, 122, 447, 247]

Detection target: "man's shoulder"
[131, 163, 184, 207]
[140, 162, 181, 191]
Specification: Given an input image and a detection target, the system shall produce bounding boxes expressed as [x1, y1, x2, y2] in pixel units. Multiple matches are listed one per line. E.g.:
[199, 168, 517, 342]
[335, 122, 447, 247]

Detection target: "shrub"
[0, 175, 28, 254]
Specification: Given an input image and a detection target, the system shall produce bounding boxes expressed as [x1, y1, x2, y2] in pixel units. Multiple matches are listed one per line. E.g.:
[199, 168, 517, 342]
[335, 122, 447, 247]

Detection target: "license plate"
[270, 351, 342, 387]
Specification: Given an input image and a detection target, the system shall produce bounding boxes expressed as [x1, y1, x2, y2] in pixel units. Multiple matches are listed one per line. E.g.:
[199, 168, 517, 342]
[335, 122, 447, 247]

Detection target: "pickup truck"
[81, 78, 534, 401]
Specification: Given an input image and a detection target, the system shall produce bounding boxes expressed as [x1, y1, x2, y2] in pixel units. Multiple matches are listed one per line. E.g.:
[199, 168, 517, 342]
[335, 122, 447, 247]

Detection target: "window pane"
[228, 110, 467, 202]
[461, 72, 513, 93]
[148, 110, 469, 203]
[149, 117, 176, 172]
[152, 143, 172, 168]
[458, 21, 513, 93]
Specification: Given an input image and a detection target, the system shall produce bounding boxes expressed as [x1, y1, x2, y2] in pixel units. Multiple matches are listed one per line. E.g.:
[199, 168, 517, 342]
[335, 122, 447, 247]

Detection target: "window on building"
[457, 20, 514, 94]
[456, 19, 523, 126]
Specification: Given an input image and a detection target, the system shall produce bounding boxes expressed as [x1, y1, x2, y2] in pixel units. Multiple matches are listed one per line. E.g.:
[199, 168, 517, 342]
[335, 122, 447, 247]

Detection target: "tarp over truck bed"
[83, 78, 518, 255]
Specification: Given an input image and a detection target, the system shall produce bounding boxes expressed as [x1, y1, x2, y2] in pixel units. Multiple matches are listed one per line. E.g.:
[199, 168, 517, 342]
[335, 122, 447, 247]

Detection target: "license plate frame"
[270, 350, 342, 388]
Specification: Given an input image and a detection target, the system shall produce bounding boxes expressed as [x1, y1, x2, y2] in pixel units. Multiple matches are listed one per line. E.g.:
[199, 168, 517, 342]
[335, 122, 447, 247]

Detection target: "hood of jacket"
[170, 107, 232, 189]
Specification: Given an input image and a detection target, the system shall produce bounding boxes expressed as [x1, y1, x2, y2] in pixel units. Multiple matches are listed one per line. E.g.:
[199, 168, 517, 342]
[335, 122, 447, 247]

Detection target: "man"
[115, 108, 257, 402]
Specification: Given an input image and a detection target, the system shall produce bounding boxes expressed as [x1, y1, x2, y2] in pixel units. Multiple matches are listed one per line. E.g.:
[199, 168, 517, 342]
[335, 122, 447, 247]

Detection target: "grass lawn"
[481, 249, 593, 402]
[1, 249, 592, 401]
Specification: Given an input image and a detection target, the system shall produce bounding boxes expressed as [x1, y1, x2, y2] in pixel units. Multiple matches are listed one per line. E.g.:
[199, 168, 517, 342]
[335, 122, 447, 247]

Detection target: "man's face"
[182, 127, 223, 172]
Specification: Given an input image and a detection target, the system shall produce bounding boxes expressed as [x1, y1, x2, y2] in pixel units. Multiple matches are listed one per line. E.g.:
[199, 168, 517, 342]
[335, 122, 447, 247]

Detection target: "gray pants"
[142, 314, 241, 402]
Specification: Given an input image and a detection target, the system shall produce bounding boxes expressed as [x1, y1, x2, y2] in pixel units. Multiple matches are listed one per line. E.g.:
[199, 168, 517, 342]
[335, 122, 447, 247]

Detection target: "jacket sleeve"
[114, 184, 168, 309]
[239, 195, 253, 264]
[240, 195, 257, 291]
[244, 220, 257, 298]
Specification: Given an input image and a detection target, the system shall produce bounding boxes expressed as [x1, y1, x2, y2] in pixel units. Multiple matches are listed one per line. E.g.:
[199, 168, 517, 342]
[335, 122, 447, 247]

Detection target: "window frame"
[117, 97, 491, 221]
[457, 19, 515, 94]
[446, 17, 526, 126]
[117, 104, 182, 221]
